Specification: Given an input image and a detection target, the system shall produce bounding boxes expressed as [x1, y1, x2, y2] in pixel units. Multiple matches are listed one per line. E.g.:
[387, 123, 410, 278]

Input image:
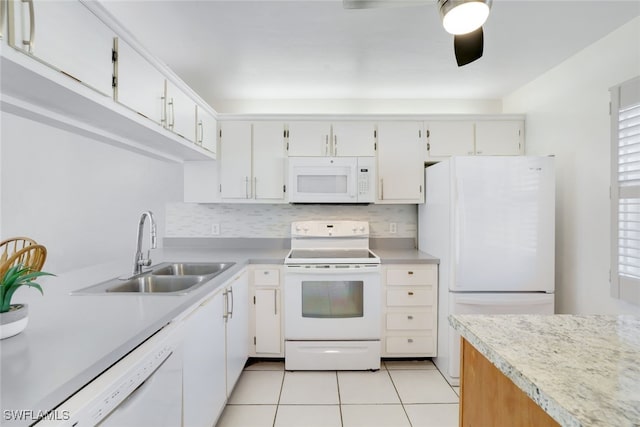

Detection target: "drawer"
[386, 266, 437, 286]
[253, 268, 280, 286]
[385, 335, 434, 355]
[386, 312, 433, 330]
[386, 288, 434, 306]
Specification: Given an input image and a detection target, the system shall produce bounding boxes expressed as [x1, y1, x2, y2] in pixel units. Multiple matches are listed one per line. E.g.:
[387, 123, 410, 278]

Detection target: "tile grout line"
[335, 371, 344, 427]
[271, 368, 287, 427]
[385, 362, 414, 427]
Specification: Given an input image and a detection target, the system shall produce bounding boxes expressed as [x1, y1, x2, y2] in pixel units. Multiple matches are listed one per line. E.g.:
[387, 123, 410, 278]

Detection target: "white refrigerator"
[418, 156, 555, 386]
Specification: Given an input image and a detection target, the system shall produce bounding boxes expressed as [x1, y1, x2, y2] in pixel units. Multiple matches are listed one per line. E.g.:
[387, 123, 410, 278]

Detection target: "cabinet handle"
[168, 98, 175, 130]
[245, 176, 249, 199]
[407, 315, 414, 320]
[228, 287, 234, 319]
[407, 338, 414, 343]
[325, 135, 329, 156]
[21, 0, 35, 53]
[274, 289, 278, 315]
[408, 291, 414, 296]
[198, 120, 204, 144]
[380, 179, 384, 200]
[254, 176, 257, 199]
[334, 135, 338, 156]
[223, 290, 229, 320]
[161, 95, 167, 126]
[408, 271, 414, 275]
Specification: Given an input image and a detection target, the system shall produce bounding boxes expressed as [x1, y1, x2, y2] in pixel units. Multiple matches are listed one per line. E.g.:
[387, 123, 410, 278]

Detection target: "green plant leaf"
[0, 263, 55, 313]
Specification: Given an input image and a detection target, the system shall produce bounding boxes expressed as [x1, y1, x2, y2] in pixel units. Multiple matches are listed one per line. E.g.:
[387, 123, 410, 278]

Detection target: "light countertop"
[1, 245, 436, 426]
[450, 314, 640, 427]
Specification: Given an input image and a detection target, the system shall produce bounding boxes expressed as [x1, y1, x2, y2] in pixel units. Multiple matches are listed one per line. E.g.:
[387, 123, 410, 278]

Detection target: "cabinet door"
[377, 121, 425, 203]
[226, 271, 249, 396]
[115, 38, 166, 125]
[254, 288, 281, 354]
[253, 122, 286, 201]
[166, 80, 196, 141]
[287, 121, 332, 156]
[196, 106, 218, 155]
[475, 121, 524, 156]
[8, 0, 114, 96]
[219, 121, 252, 199]
[426, 121, 475, 158]
[331, 121, 376, 156]
[183, 292, 227, 427]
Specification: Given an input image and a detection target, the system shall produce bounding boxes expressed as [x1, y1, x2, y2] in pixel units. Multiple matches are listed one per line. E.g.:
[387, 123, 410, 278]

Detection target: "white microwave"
[288, 157, 376, 203]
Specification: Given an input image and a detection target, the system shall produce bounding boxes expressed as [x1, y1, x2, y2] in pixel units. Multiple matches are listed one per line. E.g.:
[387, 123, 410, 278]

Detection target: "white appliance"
[288, 157, 376, 203]
[284, 220, 381, 370]
[419, 156, 555, 386]
[35, 321, 184, 427]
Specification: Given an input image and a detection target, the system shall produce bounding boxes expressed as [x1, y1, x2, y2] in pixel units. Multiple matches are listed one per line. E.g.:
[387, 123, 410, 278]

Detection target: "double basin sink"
[73, 262, 235, 295]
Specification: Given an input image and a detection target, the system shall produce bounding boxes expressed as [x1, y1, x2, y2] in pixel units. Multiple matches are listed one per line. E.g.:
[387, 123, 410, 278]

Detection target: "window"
[611, 76, 640, 305]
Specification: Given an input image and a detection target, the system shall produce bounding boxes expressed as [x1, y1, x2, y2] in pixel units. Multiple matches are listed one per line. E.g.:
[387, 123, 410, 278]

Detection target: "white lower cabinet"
[250, 266, 283, 357]
[182, 291, 226, 427]
[382, 264, 438, 357]
[224, 270, 249, 395]
[182, 269, 249, 427]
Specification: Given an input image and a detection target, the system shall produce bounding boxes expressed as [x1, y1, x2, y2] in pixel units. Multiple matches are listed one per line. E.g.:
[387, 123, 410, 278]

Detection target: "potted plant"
[0, 263, 54, 339]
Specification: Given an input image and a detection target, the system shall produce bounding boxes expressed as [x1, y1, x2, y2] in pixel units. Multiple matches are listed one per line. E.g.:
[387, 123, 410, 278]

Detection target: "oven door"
[284, 264, 381, 340]
[288, 157, 358, 203]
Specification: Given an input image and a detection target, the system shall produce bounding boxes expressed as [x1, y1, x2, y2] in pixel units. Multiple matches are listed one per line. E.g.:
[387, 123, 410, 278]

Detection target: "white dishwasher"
[35, 321, 184, 427]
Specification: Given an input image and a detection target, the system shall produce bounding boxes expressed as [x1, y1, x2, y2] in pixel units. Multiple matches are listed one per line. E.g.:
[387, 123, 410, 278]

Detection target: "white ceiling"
[101, 0, 640, 109]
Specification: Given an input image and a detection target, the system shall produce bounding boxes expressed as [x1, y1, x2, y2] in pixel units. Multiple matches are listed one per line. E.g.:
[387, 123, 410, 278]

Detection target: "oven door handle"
[285, 266, 380, 275]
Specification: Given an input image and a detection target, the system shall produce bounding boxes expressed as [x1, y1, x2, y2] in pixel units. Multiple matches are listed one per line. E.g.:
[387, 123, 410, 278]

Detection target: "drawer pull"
[407, 338, 414, 343]
[408, 291, 414, 296]
[408, 271, 414, 275]
[407, 315, 414, 320]
[263, 271, 269, 275]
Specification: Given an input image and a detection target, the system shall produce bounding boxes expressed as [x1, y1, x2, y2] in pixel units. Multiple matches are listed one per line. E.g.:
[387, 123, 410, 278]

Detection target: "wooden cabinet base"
[460, 338, 559, 427]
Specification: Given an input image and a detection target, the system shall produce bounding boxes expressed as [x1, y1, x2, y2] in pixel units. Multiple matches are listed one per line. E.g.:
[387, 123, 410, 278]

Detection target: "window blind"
[611, 76, 640, 304]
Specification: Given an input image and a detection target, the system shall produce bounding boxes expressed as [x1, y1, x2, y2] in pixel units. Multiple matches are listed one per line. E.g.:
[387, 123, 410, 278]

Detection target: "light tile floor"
[216, 360, 459, 427]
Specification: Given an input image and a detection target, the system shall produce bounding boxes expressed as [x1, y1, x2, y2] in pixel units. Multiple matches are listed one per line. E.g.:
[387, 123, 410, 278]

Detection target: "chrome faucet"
[133, 211, 157, 276]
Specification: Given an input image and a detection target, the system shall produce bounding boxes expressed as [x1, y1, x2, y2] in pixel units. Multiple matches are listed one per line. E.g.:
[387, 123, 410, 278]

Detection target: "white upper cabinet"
[219, 121, 253, 199]
[252, 122, 286, 201]
[196, 106, 217, 155]
[114, 37, 166, 125]
[475, 121, 524, 156]
[286, 121, 375, 157]
[331, 121, 376, 157]
[426, 121, 475, 158]
[165, 79, 197, 142]
[287, 121, 332, 156]
[377, 121, 425, 204]
[426, 120, 525, 160]
[7, 0, 114, 96]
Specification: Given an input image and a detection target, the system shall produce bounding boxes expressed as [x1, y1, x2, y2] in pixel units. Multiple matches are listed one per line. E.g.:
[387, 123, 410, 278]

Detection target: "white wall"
[215, 98, 502, 114]
[0, 112, 183, 274]
[503, 17, 640, 315]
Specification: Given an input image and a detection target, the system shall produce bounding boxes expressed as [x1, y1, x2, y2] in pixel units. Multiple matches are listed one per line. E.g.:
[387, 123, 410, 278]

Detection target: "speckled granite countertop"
[450, 314, 640, 427]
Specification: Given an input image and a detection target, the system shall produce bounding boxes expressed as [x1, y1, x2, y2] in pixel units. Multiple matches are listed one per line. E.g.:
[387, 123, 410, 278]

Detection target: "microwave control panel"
[357, 157, 376, 202]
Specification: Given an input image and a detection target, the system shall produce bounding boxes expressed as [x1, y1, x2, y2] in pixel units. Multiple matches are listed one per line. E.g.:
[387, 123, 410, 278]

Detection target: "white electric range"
[283, 220, 381, 371]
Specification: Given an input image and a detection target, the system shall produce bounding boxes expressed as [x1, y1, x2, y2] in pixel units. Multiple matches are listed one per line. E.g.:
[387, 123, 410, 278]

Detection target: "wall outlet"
[389, 222, 397, 234]
[211, 223, 220, 235]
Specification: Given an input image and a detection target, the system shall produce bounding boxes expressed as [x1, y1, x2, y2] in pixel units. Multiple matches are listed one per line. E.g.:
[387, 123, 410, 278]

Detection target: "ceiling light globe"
[440, 0, 491, 35]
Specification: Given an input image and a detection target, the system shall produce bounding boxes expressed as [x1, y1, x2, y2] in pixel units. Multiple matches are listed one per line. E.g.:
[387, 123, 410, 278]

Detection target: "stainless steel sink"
[151, 262, 234, 277]
[72, 261, 236, 295]
[105, 275, 204, 293]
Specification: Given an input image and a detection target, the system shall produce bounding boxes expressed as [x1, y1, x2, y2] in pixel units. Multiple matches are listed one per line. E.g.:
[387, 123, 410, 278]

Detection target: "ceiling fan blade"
[343, 0, 428, 9]
[454, 26, 484, 66]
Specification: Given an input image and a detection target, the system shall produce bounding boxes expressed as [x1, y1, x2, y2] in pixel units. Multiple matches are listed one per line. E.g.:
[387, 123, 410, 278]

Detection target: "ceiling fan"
[343, 0, 492, 67]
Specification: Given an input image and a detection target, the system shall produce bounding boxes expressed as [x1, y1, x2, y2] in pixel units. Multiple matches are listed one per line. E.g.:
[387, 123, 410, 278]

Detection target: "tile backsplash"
[166, 203, 417, 239]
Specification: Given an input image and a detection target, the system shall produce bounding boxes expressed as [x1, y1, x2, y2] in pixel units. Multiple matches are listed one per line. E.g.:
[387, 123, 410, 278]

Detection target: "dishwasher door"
[34, 321, 184, 427]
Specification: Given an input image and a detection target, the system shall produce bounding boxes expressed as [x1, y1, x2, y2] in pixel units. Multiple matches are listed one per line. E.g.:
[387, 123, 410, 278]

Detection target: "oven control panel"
[291, 220, 369, 237]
